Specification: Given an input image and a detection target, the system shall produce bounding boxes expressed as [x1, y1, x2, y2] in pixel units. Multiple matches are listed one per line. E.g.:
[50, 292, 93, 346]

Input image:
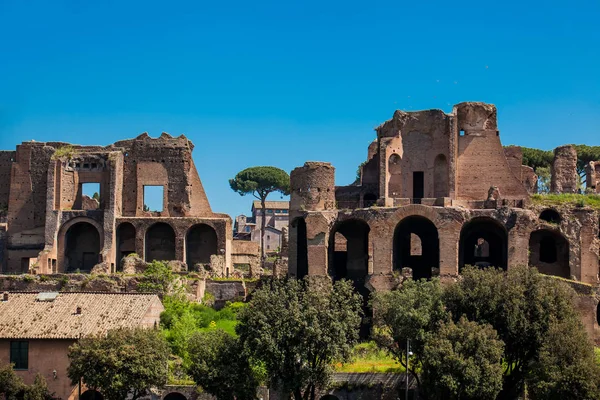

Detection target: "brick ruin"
[287, 102, 600, 342]
[0, 133, 233, 275]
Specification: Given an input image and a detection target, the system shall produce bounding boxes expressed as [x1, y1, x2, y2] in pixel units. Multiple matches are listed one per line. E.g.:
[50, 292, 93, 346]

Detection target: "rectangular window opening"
[459, 129, 465, 136]
[143, 185, 164, 212]
[10, 341, 28, 370]
[81, 182, 101, 210]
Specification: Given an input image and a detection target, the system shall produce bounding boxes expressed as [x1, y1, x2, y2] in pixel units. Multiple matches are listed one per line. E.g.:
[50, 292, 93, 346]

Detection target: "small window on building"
[460, 129, 465, 136]
[143, 186, 164, 212]
[267, 209, 273, 214]
[267, 245, 270, 250]
[10, 341, 28, 370]
[245, 226, 251, 232]
[267, 235, 270, 240]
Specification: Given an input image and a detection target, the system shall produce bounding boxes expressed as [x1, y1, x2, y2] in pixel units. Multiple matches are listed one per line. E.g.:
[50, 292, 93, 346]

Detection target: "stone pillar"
[586, 161, 600, 193]
[551, 145, 579, 194]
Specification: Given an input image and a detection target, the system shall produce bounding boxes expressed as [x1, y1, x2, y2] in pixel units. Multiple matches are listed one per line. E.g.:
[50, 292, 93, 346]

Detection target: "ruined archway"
[81, 390, 104, 400]
[433, 154, 448, 198]
[328, 219, 371, 337]
[540, 209, 561, 224]
[292, 217, 308, 279]
[388, 153, 402, 197]
[145, 222, 176, 262]
[116, 222, 136, 269]
[459, 218, 508, 270]
[164, 393, 187, 400]
[64, 222, 101, 273]
[186, 224, 218, 267]
[529, 229, 569, 278]
[393, 216, 439, 280]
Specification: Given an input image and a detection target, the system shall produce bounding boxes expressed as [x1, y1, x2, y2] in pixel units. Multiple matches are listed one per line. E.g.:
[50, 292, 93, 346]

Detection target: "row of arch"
[61, 220, 219, 273]
[294, 215, 571, 282]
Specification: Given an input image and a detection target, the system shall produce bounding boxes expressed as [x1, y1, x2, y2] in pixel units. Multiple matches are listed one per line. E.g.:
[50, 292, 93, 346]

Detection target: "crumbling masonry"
[0, 133, 232, 275]
[287, 102, 600, 342]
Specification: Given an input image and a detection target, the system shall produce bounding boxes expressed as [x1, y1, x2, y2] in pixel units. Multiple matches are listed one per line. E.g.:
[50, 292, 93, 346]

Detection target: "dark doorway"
[116, 222, 136, 269]
[540, 209, 561, 224]
[292, 218, 308, 279]
[81, 390, 104, 400]
[328, 219, 371, 337]
[529, 229, 569, 278]
[393, 216, 439, 280]
[145, 223, 176, 262]
[459, 218, 508, 270]
[65, 222, 100, 273]
[164, 393, 187, 400]
[363, 193, 377, 207]
[186, 224, 218, 267]
[413, 171, 424, 203]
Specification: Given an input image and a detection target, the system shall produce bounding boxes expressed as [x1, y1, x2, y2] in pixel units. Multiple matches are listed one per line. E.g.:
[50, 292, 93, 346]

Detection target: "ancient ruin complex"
[287, 102, 600, 341]
[0, 133, 232, 275]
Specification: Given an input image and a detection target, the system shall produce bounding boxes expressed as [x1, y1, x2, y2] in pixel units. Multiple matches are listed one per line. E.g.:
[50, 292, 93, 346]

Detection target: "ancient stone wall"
[290, 162, 336, 212]
[0, 151, 15, 213]
[586, 161, 600, 193]
[551, 145, 579, 194]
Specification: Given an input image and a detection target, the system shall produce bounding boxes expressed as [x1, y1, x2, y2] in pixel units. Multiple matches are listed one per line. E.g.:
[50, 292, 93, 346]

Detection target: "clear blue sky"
[1, 0, 599, 219]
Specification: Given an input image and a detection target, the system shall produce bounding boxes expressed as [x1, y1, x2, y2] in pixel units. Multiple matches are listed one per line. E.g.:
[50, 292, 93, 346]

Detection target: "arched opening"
[145, 223, 176, 262]
[116, 222, 136, 270]
[540, 209, 561, 224]
[393, 216, 439, 280]
[65, 222, 100, 273]
[81, 390, 104, 400]
[292, 218, 308, 279]
[434, 154, 448, 198]
[529, 229, 569, 278]
[186, 224, 218, 267]
[363, 193, 377, 207]
[388, 153, 402, 197]
[329, 219, 371, 337]
[459, 218, 508, 270]
[164, 393, 187, 400]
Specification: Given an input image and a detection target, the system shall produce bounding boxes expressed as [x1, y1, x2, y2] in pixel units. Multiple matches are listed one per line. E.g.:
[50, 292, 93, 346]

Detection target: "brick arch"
[164, 393, 187, 400]
[145, 222, 176, 262]
[388, 204, 443, 230]
[459, 216, 508, 270]
[393, 215, 439, 280]
[186, 223, 218, 266]
[57, 217, 104, 273]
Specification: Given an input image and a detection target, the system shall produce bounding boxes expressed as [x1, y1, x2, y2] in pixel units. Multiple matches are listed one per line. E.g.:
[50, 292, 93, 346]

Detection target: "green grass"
[335, 341, 404, 373]
[595, 348, 600, 366]
[200, 319, 238, 336]
[530, 193, 600, 209]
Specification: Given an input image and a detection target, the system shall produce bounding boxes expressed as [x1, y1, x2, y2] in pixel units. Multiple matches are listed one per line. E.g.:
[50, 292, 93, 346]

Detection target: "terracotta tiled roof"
[0, 292, 163, 339]
[252, 200, 289, 210]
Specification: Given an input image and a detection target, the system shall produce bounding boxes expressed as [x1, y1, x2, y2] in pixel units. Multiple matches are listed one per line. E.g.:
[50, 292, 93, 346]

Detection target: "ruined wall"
[586, 161, 600, 193]
[455, 103, 529, 201]
[551, 145, 579, 194]
[376, 109, 451, 200]
[0, 151, 15, 212]
[290, 162, 336, 212]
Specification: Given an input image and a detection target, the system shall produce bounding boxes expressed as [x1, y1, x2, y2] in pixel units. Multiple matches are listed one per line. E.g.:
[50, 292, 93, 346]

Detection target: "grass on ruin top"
[335, 341, 404, 373]
[530, 193, 600, 210]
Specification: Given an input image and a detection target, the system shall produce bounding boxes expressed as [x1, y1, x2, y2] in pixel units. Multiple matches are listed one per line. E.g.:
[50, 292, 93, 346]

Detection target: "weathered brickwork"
[289, 102, 600, 343]
[0, 133, 232, 275]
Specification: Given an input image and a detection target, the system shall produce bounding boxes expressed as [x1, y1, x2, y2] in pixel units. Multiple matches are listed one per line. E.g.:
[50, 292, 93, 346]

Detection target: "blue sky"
[1, 0, 599, 219]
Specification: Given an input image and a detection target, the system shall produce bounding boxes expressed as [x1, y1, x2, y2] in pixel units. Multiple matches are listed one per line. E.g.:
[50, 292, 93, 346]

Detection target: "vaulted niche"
[529, 229, 569, 278]
[459, 218, 508, 270]
[393, 216, 439, 280]
[65, 222, 100, 273]
[116, 222, 136, 270]
[145, 222, 175, 262]
[186, 224, 218, 267]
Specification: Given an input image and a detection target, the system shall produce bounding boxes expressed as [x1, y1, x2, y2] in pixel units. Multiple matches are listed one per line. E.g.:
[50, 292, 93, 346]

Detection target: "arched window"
[145, 223, 176, 262]
[529, 229, 569, 278]
[540, 209, 561, 224]
[186, 224, 218, 267]
[65, 222, 100, 273]
[459, 218, 508, 270]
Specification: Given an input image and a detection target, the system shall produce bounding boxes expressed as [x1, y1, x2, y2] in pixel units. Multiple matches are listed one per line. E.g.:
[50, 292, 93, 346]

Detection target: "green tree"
[237, 278, 362, 400]
[137, 260, 184, 298]
[421, 317, 504, 400]
[187, 330, 259, 400]
[92, 192, 100, 202]
[229, 167, 290, 260]
[527, 316, 600, 400]
[0, 365, 53, 400]
[443, 266, 587, 399]
[67, 328, 170, 400]
[371, 278, 447, 388]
